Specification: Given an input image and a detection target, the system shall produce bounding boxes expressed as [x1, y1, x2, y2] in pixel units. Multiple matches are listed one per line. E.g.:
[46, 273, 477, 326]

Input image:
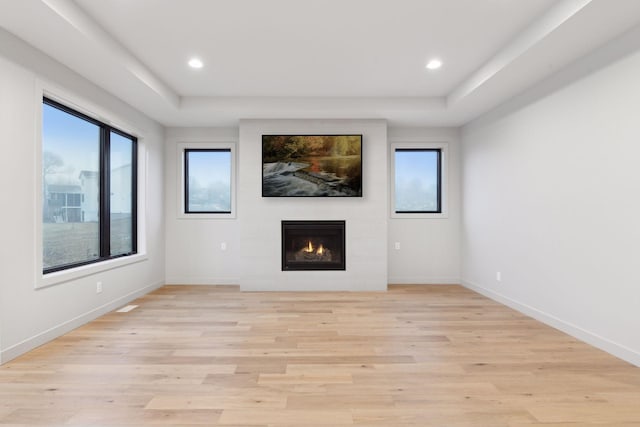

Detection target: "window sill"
[36, 253, 148, 289]
[391, 212, 449, 219]
[177, 212, 236, 220]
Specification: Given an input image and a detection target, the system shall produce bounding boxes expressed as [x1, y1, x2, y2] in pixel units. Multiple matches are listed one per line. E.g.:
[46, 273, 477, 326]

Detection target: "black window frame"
[394, 148, 442, 214]
[184, 148, 232, 214]
[43, 97, 138, 274]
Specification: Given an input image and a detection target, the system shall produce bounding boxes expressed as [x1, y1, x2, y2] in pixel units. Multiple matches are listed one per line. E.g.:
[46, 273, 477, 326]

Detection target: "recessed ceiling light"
[426, 59, 442, 70]
[188, 58, 203, 69]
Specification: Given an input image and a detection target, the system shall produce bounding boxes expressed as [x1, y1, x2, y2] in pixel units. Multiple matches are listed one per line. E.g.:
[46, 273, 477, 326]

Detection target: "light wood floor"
[1, 285, 639, 426]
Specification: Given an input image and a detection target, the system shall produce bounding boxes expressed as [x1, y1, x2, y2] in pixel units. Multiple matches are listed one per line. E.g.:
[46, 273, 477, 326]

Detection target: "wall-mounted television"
[262, 135, 362, 197]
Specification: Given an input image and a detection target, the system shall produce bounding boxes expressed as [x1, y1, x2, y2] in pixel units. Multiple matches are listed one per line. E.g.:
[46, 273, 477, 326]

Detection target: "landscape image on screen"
[262, 135, 362, 197]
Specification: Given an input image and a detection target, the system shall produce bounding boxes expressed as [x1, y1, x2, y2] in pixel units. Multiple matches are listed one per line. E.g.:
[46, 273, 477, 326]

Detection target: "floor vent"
[116, 304, 139, 313]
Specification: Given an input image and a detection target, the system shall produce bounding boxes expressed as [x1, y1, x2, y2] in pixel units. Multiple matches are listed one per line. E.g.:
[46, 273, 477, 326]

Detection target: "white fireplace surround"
[238, 119, 388, 291]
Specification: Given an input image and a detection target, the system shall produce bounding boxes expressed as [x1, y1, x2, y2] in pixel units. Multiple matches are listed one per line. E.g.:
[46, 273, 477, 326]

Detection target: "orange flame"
[317, 244, 324, 255]
[303, 240, 314, 252]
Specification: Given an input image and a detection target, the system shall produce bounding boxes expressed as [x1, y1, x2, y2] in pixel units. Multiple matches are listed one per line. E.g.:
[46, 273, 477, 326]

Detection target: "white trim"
[38, 253, 148, 289]
[1, 280, 164, 365]
[34, 82, 44, 288]
[34, 79, 149, 289]
[176, 141, 237, 219]
[165, 276, 240, 285]
[462, 279, 640, 368]
[388, 276, 460, 285]
[241, 282, 388, 292]
[389, 141, 449, 219]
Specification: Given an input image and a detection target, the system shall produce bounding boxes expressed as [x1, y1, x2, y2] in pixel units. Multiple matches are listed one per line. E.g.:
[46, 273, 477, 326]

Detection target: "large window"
[182, 147, 233, 215]
[391, 142, 447, 217]
[42, 98, 137, 273]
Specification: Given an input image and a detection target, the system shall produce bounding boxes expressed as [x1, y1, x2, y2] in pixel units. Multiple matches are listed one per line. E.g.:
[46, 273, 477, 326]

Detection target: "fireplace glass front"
[281, 220, 345, 271]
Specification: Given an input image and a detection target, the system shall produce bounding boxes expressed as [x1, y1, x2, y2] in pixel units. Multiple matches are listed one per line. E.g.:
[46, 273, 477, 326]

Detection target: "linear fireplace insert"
[281, 220, 345, 271]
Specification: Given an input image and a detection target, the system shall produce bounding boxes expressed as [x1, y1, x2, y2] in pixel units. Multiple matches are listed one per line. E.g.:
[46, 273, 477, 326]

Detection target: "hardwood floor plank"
[66, 408, 223, 425]
[218, 409, 353, 425]
[0, 408, 76, 425]
[286, 394, 394, 409]
[144, 395, 287, 410]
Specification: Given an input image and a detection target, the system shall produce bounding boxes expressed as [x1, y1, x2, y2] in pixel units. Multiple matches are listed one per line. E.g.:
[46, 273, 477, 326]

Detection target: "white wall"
[461, 35, 640, 366]
[388, 127, 461, 284]
[164, 127, 240, 284]
[239, 119, 388, 291]
[0, 29, 165, 364]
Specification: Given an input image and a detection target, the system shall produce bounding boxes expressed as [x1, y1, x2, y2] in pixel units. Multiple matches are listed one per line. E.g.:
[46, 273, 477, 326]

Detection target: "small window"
[42, 98, 137, 273]
[391, 142, 447, 218]
[184, 149, 232, 214]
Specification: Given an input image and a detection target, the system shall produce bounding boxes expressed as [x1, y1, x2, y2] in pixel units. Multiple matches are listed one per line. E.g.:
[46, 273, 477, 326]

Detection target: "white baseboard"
[0, 280, 164, 365]
[165, 277, 240, 285]
[461, 279, 640, 368]
[239, 282, 388, 292]
[388, 276, 460, 285]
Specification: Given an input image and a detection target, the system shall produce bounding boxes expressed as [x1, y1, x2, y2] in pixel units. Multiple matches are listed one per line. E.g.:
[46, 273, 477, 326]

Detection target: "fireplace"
[281, 220, 345, 271]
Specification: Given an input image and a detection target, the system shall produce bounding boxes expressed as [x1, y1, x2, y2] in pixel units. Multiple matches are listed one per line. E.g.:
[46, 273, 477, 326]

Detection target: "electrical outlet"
[96, 281, 103, 293]
[394, 242, 401, 250]
[496, 272, 502, 282]
[220, 242, 227, 251]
